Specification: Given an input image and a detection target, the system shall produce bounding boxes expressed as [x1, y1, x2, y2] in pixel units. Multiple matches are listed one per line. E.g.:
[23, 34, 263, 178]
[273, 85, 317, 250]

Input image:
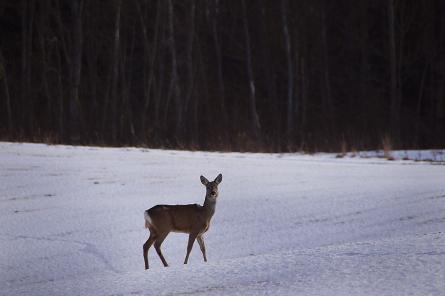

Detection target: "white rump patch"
[144, 211, 152, 228]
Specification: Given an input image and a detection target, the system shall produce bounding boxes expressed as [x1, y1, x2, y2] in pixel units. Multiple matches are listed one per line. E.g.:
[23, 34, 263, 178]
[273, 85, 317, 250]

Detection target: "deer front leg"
[196, 235, 207, 262]
[184, 233, 197, 264]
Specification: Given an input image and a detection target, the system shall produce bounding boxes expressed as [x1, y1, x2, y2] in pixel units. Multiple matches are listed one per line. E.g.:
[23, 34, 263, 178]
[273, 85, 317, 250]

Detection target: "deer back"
[146, 204, 210, 234]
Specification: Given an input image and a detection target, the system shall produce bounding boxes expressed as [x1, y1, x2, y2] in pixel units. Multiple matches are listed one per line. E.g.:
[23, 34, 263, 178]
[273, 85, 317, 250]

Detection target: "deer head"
[200, 174, 222, 200]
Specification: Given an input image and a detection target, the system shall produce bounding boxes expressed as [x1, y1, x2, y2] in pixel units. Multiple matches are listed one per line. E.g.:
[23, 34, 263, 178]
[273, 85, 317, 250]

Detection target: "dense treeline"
[0, 1, 444, 152]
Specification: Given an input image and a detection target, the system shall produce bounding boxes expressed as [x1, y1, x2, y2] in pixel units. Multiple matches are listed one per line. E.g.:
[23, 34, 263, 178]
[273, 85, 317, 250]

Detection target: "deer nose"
[211, 191, 217, 196]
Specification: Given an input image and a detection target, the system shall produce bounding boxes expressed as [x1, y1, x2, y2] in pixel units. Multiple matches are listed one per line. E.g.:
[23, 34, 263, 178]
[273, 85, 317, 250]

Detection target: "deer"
[143, 173, 222, 269]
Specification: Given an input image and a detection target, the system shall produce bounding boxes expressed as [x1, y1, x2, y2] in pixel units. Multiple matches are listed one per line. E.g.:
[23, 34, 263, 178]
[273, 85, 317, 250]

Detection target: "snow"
[1, 142, 444, 296]
[341, 149, 445, 163]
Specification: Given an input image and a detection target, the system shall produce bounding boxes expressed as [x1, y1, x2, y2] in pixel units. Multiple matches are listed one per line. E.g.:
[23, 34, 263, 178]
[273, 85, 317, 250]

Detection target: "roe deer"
[143, 174, 222, 269]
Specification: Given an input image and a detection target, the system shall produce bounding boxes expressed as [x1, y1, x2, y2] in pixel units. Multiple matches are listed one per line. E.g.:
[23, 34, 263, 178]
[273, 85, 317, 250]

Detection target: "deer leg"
[184, 233, 197, 264]
[143, 231, 156, 270]
[197, 235, 207, 262]
[154, 232, 169, 267]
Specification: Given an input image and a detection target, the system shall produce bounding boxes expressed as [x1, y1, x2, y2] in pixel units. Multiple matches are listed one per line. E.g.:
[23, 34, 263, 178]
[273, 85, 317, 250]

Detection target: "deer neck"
[203, 196, 216, 218]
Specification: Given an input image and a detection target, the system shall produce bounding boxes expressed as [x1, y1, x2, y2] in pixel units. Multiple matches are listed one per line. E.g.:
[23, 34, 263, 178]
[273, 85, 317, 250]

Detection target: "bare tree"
[110, 0, 122, 143]
[84, 1, 99, 140]
[137, 0, 162, 140]
[211, 0, 229, 141]
[183, 0, 196, 141]
[434, 0, 445, 145]
[241, 0, 261, 140]
[281, 0, 295, 145]
[37, 0, 53, 132]
[167, 0, 183, 143]
[68, 0, 84, 142]
[320, 1, 334, 133]
[0, 49, 12, 131]
[388, 0, 400, 143]
[53, 0, 70, 141]
[358, 1, 369, 133]
[21, 0, 36, 136]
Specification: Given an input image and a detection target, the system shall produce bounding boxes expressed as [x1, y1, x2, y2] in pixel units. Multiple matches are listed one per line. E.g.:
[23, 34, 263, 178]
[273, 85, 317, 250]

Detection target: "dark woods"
[0, 1, 444, 152]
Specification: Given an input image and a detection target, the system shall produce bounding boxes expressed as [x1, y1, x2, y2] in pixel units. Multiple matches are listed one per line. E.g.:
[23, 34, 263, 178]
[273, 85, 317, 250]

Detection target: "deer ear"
[200, 175, 209, 186]
[214, 173, 222, 184]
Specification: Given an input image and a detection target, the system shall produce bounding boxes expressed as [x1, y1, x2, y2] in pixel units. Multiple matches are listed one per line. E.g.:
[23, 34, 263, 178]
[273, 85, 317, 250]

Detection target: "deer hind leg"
[184, 233, 197, 264]
[154, 231, 169, 267]
[197, 235, 207, 262]
[143, 231, 157, 270]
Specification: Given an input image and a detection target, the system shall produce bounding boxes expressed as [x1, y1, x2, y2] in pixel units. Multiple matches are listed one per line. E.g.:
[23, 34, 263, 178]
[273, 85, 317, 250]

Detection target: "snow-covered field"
[1, 142, 444, 296]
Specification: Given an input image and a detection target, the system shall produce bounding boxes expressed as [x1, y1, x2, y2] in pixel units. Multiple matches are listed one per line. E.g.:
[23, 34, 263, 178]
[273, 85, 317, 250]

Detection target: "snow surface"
[1, 142, 444, 296]
[342, 149, 445, 163]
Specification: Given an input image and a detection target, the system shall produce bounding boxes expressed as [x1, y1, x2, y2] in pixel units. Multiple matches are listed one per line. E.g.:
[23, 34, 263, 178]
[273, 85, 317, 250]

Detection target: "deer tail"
[144, 210, 151, 229]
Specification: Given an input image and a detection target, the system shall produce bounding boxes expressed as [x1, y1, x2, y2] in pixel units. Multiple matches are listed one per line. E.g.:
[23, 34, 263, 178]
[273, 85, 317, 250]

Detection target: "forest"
[0, 0, 444, 152]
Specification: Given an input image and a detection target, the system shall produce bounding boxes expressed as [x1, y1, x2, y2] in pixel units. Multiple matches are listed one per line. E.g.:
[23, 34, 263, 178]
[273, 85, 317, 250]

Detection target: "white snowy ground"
[343, 149, 445, 162]
[1, 142, 444, 296]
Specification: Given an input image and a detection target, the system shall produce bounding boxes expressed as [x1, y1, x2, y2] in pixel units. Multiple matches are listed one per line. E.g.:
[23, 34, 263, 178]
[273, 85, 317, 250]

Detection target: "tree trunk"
[388, 0, 400, 143]
[0, 50, 13, 131]
[241, 0, 261, 140]
[120, 29, 136, 144]
[320, 1, 334, 135]
[211, 0, 229, 141]
[37, 0, 53, 133]
[184, 0, 196, 141]
[300, 56, 308, 146]
[55, 37, 64, 142]
[154, 22, 166, 138]
[53, 0, 73, 142]
[281, 0, 294, 146]
[435, 0, 445, 146]
[110, 0, 121, 144]
[260, 0, 278, 138]
[137, 0, 161, 140]
[20, 0, 27, 134]
[84, 2, 99, 141]
[21, 0, 35, 137]
[358, 1, 368, 134]
[68, 0, 84, 143]
[167, 0, 182, 144]
[413, 63, 428, 147]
